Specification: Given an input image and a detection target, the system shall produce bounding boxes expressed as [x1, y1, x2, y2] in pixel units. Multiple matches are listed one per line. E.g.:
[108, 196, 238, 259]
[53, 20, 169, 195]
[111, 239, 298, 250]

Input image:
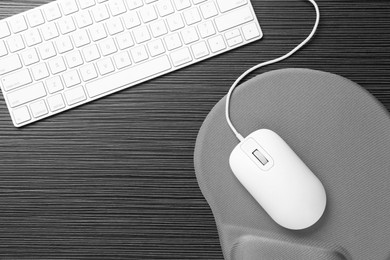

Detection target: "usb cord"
[225, 0, 320, 142]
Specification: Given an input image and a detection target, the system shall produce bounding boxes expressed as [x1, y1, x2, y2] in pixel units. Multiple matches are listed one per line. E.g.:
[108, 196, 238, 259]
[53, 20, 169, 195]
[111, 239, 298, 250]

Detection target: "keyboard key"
[208, 35, 226, 53]
[31, 63, 50, 80]
[170, 47, 192, 67]
[65, 50, 84, 68]
[131, 45, 148, 63]
[106, 17, 124, 35]
[80, 64, 98, 81]
[164, 33, 182, 51]
[63, 70, 81, 87]
[183, 8, 201, 25]
[113, 51, 132, 69]
[216, 0, 247, 13]
[58, 16, 77, 34]
[24, 28, 42, 47]
[126, 0, 143, 10]
[140, 5, 158, 23]
[0, 41, 7, 57]
[30, 99, 48, 118]
[83, 44, 101, 62]
[227, 35, 243, 47]
[166, 13, 184, 32]
[123, 12, 141, 29]
[156, 0, 175, 17]
[173, 0, 191, 11]
[7, 82, 46, 108]
[55, 36, 74, 53]
[1, 69, 32, 91]
[75, 10, 93, 28]
[41, 23, 60, 41]
[60, 0, 79, 15]
[47, 93, 65, 112]
[46, 76, 64, 93]
[242, 22, 261, 40]
[191, 41, 209, 59]
[147, 39, 165, 57]
[200, 2, 218, 19]
[79, 0, 96, 9]
[192, 0, 206, 4]
[133, 26, 151, 44]
[198, 20, 215, 38]
[109, 0, 127, 16]
[43, 3, 62, 21]
[97, 58, 115, 75]
[150, 20, 168, 37]
[86, 55, 171, 98]
[181, 27, 199, 44]
[0, 54, 22, 75]
[64, 85, 87, 105]
[116, 32, 134, 50]
[91, 5, 110, 22]
[49, 56, 67, 74]
[13, 106, 31, 125]
[21, 48, 40, 66]
[89, 23, 107, 41]
[72, 29, 91, 47]
[215, 6, 253, 32]
[225, 29, 241, 39]
[7, 35, 25, 53]
[9, 16, 28, 33]
[26, 9, 45, 27]
[0, 22, 11, 39]
[100, 38, 118, 56]
[39, 42, 57, 60]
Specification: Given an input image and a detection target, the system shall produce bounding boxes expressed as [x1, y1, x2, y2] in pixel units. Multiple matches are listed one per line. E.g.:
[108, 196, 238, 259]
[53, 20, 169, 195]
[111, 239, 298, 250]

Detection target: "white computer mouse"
[229, 129, 326, 230]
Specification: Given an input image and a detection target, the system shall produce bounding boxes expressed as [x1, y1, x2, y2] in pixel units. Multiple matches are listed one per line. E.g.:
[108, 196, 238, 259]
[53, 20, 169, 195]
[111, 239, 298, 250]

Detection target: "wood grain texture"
[0, 0, 389, 259]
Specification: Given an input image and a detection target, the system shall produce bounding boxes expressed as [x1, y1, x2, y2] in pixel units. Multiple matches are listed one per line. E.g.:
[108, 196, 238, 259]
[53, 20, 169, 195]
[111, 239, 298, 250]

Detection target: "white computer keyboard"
[0, 0, 262, 127]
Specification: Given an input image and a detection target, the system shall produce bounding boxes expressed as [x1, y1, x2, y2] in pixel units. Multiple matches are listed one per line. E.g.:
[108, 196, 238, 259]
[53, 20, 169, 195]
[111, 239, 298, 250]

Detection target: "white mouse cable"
[225, 0, 320, 142]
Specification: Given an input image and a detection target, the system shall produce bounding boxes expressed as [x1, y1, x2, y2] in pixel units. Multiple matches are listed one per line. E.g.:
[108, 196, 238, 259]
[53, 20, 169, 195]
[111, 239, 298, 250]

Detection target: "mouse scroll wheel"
[252, 149, 269, 166]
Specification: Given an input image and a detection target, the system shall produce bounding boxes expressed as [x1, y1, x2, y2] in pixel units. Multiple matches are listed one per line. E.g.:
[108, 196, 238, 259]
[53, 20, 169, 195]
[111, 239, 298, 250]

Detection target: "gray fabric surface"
[194, 68, 390, 260]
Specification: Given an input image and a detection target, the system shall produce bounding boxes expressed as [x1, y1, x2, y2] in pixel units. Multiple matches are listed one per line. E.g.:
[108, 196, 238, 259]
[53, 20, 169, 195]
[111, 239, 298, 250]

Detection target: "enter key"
[216, 0, 248, 13]
[214, 6, 253, 32]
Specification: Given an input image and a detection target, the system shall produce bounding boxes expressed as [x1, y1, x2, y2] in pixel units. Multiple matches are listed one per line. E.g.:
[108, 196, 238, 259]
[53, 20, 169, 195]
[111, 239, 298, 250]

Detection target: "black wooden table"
[0, 1, 389, 259]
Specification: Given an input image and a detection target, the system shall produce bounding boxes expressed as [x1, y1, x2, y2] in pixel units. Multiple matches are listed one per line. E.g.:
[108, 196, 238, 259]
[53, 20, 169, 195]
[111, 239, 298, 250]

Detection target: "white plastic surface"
[229, 129, 327, 230]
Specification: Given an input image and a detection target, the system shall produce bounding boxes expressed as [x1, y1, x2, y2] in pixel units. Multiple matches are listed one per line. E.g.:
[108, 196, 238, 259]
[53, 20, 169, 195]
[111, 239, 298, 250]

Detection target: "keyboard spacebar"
[86, 56, 172, 98]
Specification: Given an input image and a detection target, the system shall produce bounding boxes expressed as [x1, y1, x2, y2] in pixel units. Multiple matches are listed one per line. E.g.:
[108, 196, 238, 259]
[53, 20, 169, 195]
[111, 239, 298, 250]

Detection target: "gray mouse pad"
[194, 68, 390, 260]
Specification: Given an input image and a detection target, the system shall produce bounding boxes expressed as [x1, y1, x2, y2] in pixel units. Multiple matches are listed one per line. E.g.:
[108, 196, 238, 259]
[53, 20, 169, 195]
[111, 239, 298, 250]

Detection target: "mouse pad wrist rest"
[194, 68, 390, 260]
